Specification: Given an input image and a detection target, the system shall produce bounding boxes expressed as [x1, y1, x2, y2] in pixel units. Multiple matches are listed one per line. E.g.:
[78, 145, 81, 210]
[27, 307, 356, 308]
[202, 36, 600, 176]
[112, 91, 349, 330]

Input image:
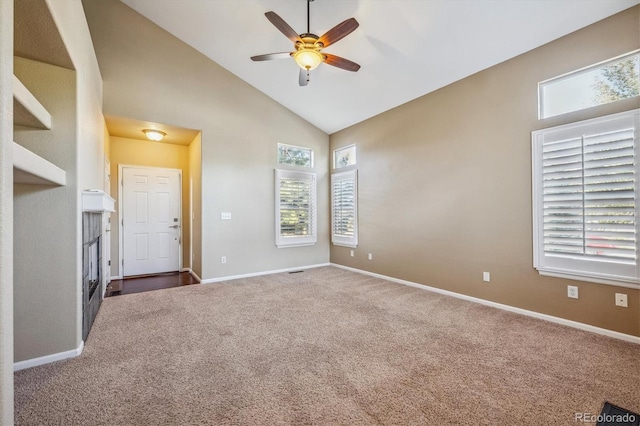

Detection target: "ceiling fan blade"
[251, 52, 292, 61]
[318, 18, 359, 48]
[323, 54, 360, 72]
[265, 11, 302, 43]
[299, 68, 309, 86]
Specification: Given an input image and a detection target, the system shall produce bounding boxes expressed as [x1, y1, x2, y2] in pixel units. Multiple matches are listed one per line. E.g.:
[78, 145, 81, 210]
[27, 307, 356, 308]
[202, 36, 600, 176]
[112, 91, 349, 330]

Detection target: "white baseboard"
[202, 263, 331, 284]
[332, 264, 640, 344]
[110, 275, 122, 280]
[14, 340, 84, 371]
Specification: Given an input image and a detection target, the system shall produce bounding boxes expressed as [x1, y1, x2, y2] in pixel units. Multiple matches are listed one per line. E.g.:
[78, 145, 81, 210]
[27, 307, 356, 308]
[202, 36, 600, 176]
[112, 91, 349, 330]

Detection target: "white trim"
[202, 263, 330, 284]
[331, 264, 640, 344]
[189, 269, 202, 283]
[180, 267, 201, 283]
[538, 268, 640, 290]
[111, 275, 122, 281]
[14, 341, 84, 371]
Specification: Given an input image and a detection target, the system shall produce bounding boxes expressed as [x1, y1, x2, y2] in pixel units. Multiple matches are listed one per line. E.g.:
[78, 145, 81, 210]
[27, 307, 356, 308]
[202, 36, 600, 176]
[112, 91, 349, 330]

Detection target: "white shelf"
[13, 142, 66, 186]
[13, 75, 52, 129]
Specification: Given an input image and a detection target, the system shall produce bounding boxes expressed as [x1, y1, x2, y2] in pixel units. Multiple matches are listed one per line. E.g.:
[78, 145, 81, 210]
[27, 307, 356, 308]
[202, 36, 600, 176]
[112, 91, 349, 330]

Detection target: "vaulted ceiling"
[121, 0, 639, 134]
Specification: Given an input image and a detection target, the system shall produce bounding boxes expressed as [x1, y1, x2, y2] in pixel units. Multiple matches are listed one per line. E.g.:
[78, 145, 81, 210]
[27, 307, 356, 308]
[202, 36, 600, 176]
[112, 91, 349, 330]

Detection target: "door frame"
[118, 164, 183, 277]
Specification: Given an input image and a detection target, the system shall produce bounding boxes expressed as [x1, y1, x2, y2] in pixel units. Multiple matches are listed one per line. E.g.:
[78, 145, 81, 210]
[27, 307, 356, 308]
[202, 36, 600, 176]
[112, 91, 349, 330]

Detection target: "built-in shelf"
[13, 142, 66, 186]
[13, 75, 52, 129]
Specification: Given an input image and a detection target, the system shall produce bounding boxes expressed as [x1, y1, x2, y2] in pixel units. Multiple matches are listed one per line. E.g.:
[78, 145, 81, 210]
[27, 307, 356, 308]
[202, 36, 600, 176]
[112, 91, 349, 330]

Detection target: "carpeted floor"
[14, 266, 640, 425]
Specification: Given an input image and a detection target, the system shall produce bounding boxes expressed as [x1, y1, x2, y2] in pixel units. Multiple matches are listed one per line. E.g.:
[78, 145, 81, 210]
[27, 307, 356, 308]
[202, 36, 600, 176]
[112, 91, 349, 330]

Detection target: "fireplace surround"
[82, 190, 115, 340]
[82, 212, 102, 340]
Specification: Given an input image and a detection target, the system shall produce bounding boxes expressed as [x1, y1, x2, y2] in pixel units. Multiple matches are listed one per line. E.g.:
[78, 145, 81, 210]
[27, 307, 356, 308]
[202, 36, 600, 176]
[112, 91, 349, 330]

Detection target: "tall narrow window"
[532, 109, 640, 288]
[331, 170, 358, 247]
[275, 169, 317, 248]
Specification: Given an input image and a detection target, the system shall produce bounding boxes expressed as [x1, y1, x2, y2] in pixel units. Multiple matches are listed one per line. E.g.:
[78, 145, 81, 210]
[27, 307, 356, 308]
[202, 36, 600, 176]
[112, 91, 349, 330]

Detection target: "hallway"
[106, 272, 199, 297]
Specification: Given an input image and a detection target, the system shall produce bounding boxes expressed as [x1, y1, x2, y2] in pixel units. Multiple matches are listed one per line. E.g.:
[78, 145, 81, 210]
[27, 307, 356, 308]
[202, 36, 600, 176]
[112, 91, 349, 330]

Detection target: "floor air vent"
[288, 270, 304, 274]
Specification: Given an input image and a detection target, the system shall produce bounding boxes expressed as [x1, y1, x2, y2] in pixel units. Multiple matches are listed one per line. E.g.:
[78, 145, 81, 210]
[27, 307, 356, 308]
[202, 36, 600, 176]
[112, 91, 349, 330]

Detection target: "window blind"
[331, 170, 358, 247]
[275, 169, 317, 247]
[542, 128, 636, 261]
[532, 108, 640, 288]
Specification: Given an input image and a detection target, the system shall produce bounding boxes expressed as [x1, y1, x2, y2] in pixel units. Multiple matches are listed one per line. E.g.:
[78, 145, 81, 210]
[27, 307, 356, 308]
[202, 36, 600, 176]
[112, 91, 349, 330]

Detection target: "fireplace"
[81, 190, 115, 341]
[83, 212, 102, 340]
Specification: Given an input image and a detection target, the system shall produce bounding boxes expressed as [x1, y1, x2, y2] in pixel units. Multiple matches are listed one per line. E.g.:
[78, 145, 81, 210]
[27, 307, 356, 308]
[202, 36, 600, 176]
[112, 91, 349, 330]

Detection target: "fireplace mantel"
[82, 190, 115, 213]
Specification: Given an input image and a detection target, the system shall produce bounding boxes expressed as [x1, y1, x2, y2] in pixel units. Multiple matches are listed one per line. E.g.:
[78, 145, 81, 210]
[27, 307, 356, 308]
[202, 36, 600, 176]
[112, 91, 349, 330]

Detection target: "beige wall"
[12, 0, 105, 368]
[330, 6, 640, 337]
[48, 0, 106, 346]
[83, 0, 330, 281]
[0, 0, 13, 422]
[109, 136, 191, 277]
[13, 57, 79, 361]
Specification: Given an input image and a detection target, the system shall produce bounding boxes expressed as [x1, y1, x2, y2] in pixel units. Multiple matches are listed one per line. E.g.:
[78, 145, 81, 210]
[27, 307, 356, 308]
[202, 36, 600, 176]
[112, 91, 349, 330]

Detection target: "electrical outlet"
[483, 272, 490, 282]
[350, 250, 354, 257]
[221, 256, 226, 264]
[567, 285, 579, 299]
[615, 293, 628, 308]
[368, 253, 373, 261]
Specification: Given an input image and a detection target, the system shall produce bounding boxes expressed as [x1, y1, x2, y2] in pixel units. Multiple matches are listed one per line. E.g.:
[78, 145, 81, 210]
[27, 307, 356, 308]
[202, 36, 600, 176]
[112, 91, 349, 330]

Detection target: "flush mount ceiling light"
[143, 129, 166, 141]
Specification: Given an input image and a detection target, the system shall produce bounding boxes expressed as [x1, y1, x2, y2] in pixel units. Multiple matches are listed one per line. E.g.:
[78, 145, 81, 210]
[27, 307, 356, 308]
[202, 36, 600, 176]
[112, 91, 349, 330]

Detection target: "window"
[275, 169, 316, 248]
[331, 170, 358, 247]
[333, 144, 357, 169]
[532, 109, 640, 288]
[278, 143, 313, 168]
[539, 51, 639, 119]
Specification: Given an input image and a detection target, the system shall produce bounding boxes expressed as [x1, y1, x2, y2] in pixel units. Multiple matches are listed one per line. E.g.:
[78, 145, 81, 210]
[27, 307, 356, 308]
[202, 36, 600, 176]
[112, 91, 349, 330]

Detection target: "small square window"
[333, 144, 356, 169]
[277, 143, 313, 168]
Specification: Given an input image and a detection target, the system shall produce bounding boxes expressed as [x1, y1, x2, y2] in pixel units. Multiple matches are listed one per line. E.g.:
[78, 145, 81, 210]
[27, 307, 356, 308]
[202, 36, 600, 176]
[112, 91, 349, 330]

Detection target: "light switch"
[221, 212, 231, 220]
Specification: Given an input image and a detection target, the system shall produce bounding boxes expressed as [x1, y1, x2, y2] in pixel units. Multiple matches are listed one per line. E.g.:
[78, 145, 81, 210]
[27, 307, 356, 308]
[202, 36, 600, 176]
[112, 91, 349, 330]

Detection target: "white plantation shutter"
[332, 170, 358, 247]
[275, 169, 317, 247]
[532, 109, 640, 287]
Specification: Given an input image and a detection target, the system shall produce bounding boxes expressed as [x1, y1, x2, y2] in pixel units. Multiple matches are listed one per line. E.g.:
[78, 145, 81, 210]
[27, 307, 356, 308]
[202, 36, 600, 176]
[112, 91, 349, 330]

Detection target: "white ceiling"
[121, 0, 639, 134]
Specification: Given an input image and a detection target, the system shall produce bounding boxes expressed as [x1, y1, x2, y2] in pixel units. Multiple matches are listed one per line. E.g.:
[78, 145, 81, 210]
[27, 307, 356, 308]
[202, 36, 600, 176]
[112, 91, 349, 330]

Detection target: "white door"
[122, 167, 181, 276]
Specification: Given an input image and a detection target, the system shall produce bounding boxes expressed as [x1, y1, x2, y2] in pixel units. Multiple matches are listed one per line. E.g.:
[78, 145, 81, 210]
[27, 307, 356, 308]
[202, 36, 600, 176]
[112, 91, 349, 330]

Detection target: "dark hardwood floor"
[106, 271, 199, 297]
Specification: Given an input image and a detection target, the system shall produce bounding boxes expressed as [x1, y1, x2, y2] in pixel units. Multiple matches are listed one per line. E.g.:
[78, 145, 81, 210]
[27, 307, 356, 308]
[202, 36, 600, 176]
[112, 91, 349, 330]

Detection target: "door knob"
[169, 225, 180, 229]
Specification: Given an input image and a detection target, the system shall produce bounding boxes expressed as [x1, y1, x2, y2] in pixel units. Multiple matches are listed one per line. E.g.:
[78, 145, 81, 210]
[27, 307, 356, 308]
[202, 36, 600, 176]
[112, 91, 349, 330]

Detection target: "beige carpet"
[14, 266, 640, 425]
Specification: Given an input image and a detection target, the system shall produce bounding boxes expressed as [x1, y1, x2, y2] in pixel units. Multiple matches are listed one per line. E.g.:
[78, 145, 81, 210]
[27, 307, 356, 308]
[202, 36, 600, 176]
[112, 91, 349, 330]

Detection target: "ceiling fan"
[251, 0, 360, 86]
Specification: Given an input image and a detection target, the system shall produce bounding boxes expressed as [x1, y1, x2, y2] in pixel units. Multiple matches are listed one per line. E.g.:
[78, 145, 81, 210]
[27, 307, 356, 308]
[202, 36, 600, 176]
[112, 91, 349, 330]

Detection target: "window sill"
[276, 242, 316, 249]
[332, 242, 358, 248]
[536, 268, 640, 290]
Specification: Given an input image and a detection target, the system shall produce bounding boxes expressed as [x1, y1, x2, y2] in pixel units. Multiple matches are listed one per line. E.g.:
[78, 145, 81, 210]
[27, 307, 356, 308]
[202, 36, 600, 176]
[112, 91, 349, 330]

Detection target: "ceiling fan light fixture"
[293, 49, 324, 70]
[143, 129, 166, 141]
